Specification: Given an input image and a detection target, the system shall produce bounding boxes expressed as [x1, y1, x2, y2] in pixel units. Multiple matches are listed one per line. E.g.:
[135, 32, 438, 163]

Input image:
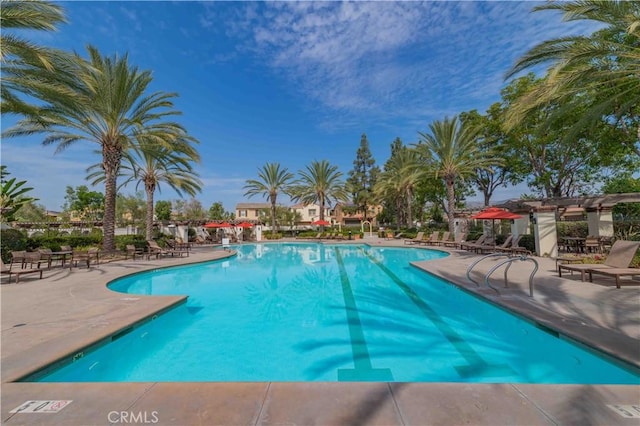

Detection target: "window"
[308, 209, 316, 216]
[239, 210, 247, 218]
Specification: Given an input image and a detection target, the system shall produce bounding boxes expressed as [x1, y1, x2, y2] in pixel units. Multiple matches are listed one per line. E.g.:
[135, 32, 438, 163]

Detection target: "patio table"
[51, 250, 72, 267]
[562, 237, 586, 253]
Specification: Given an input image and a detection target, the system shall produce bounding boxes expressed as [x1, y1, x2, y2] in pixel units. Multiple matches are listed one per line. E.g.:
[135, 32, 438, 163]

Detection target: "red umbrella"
[236, 222, 253, 228]
[471, 207, 522, 241]
[218, 222, 232, 228]
[312, 219, 331, 226]
[471, 207, 522, 220]
[203, 222, 220, 228]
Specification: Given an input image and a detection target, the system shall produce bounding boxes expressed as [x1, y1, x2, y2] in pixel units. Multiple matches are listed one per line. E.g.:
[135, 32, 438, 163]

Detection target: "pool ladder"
[466, 253, 539, 297]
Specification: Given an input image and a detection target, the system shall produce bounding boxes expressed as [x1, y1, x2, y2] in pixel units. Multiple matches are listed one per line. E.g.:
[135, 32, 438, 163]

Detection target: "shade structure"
[218, 222, 233, 228]
[203, 222, 220, 229]
[312, 219, 331, 226]
[471, 207, 522, 220]
[236, 222, 253, 228]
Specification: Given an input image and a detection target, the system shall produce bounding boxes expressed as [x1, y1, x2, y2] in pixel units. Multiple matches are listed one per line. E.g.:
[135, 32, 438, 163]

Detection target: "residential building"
[334, 203, 383, 226]
[235, 203, 271, 221]
[290, 203, 333, 225]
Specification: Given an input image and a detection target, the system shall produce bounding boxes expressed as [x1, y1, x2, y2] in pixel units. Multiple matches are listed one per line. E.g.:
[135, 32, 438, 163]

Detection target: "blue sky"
[2, 1, 600, 213]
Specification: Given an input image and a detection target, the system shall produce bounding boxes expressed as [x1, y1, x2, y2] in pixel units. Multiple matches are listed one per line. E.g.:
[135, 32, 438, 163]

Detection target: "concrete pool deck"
[1, 240, 639, 425]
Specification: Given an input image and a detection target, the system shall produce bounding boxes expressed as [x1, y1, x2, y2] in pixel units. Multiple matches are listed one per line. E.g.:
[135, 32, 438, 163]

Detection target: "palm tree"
[2, 46, 187, 250]
[374, 147, 421, 229]
[88, 134, 202, 241]
[0, 0, 70, 115]
[244, 163, 294, 236]
[414, 116, 499, 234]
[289, 160, 349, 231]
[505, 0, 640, 156]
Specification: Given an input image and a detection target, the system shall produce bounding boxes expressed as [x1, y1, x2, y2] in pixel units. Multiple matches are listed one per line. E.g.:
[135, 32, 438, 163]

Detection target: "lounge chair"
[148, 240, 187, 258]
[419, 231, 440, 246]
[558, 240, 640, 282]
[1, 258, 44, 283]
[587, 268, 640, 289]
[477, 235, 513, 254]
[404, 231, 425, 245]
[460, 235, 489, 252]
[443, 232, 467, 249]
[431, 231, 451, 246]
[498, 235, 532, 256]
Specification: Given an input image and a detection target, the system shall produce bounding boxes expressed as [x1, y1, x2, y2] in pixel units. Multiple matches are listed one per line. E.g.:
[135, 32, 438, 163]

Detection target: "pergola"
[494, 192, 640, 257]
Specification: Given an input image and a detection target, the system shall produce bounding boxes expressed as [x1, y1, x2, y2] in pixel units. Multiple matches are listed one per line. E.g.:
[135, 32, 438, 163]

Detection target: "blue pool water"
[31, 243, 638, 383]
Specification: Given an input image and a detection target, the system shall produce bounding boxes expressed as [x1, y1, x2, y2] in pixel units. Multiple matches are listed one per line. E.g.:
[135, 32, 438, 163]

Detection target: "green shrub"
[264, 233, 282, 240]
[26, 234, 103, 251]
[0, 229, 28, 263]
[557, 221, 588, 238]
[518, 234, 536, 253]
[297, 231, 317, 238]
[114, 234, 148, 251]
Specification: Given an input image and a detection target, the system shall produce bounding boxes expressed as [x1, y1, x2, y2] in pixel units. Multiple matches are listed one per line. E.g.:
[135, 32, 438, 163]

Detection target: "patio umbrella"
[312, 219, 331, 226]
[218, 222, 232, 228]
[203, 222, 220, 229]
[471, 207, 522, 240]
[236, 222, 253, 228]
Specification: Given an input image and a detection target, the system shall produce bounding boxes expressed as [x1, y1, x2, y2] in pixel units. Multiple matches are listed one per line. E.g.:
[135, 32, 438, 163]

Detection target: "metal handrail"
[484, 255, 539, 297]
[465, 253, 512, 287]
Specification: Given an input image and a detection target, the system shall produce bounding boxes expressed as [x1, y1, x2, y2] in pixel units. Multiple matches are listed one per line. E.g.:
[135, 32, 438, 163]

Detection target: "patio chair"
[37, 248, 54, 268]
[1, 258, 44, 283]
[126, 244, 146, 260]
[558, 240, 640, 282]
[10, 251, 26, 269]
[443, 232, 467, 249]
[404, 231, 426, 245]
[584, 236, 601, 254]
[69, 248, 100, 268]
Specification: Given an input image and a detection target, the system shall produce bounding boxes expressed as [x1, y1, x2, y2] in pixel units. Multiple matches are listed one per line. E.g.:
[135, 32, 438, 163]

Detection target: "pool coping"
[2, 241, 639, 425]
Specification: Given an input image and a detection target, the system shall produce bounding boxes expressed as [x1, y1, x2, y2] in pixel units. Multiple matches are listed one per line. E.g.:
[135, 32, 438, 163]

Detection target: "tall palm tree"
[2, 45, 187, 250]
[289, 160, 348, 230]
[374, 147, 421, 229]
[414, 116, 499, 234]
[0, 0, 70, 116]
[505, 0, 640, 156]
[244, 163, 294, 235]
[88, 134, 202, 241]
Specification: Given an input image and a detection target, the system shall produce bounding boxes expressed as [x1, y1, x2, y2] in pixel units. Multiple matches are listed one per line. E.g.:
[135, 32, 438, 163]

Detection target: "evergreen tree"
[346, 133, 380, 221]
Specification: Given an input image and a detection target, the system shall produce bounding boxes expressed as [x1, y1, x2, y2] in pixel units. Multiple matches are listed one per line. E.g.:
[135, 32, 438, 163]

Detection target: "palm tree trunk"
[446, 177, 456, 234]
[145, 184, 155, 241]
[319, 194, 326, 232]
[270, 193, 277, 237]
[406, 188, 413, 228]
[102, 144, 122, 251]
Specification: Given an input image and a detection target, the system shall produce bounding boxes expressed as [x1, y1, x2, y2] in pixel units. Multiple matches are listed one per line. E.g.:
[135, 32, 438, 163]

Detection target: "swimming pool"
[28, 243, 639, 384]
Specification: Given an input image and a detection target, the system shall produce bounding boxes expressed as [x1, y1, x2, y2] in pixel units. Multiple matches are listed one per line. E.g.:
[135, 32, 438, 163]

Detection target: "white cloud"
[220, 1, 602, 131]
